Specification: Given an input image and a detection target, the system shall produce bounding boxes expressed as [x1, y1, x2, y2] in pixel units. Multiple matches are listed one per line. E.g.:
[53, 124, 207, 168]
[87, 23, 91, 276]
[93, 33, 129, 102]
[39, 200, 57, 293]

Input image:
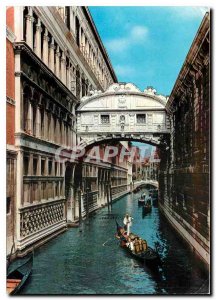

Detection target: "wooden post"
[109, 183, 112, 210]
[78, 186, 82, 232]
[107, 183, 110, 212]
[86, 186, 90, 224]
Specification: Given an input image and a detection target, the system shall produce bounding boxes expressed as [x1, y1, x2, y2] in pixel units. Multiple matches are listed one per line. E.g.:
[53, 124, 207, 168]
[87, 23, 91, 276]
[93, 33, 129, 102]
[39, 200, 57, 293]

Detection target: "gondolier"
[123, 214, 133, 235]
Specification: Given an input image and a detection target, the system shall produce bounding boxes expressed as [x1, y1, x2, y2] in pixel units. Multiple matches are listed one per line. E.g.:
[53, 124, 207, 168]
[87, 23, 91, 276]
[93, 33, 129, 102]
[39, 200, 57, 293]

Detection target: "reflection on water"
[12, 189, 208, 295]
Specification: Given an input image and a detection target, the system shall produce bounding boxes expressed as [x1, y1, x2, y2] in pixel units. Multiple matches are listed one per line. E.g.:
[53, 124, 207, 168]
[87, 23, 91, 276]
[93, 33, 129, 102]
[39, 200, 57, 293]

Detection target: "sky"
[89, 6, 208, 96]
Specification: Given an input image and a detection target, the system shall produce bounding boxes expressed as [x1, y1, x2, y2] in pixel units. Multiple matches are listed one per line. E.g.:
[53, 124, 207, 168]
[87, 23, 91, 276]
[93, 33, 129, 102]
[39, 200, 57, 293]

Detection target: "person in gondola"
[123, 214, 133, 235]
[134, 237, 140, 254]
[126, 237, 135, 251]
[142, 239, 148, 251]
[123, 214, 129, 231]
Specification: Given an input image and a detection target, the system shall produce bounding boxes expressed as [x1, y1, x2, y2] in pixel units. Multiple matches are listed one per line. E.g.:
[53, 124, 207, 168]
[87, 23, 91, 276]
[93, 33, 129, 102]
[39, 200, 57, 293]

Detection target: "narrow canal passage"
[18, 189, 208, 295]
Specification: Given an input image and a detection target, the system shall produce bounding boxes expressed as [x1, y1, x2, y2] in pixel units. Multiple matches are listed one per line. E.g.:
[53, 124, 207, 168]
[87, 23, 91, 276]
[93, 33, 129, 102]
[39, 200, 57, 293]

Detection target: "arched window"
[23, 97, 29, 132]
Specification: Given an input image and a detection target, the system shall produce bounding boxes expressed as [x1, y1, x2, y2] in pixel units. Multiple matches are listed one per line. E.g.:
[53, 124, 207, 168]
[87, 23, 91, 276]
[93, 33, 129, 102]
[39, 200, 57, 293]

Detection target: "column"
[66, 65, 70, 89]
[52, 159, 55, 198]
[55, 45, 60, 78]
[16, 150, 24, 242]
[65, 124, 67, 146]
[26, 7, 33, 49]
[86, 40, 89, 61]
[34, 19, 42, 59]
[42, 28, 49, 66]
[36, 106, 41, 138]
[82, 31, 86, 54]
[37, 155, 41, 202]
[44, 111, 48, 140]
[49, 37, 55, 73]
[44, 157, 49, 200]
[50, 115, 54, 142]
[27, 101, 33, 134]
[67, 166, 75, 222]
[60, 52, 66, 85]
[79, 25, 82, 50]
[68, 126, 72, 148]
[29, 153, 33, 176]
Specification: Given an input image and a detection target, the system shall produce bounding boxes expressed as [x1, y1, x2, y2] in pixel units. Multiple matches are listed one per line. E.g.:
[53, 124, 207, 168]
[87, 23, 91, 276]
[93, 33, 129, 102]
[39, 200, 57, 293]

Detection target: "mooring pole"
[109, 183, 112, 210]
[107, 183, 110, 212]
[86, 186, 90, 224]
[78, 186, 82, 232]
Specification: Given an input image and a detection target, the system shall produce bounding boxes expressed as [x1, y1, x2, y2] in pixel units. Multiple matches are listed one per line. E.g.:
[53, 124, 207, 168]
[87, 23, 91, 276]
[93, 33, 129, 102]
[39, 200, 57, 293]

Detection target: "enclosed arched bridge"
[76, 83, 170, 149]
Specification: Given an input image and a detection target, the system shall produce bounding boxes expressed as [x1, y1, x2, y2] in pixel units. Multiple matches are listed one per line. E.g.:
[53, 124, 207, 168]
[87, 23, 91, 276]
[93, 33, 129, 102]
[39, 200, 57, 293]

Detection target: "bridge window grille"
[101, 115, 110, 124]
[137, 114, 146, 124]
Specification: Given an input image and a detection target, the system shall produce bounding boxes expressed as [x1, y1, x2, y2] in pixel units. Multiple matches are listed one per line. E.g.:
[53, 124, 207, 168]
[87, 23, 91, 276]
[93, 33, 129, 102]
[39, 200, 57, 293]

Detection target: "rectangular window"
[137, 114, 146, 124]
[101, 115, 110, 124]
[23, 156, 29, 175]
[41, 159, 45, 176]
[7, 197, 11, 214]
[65, 6, 70, 29]
[48, 160, 52, 175]
[75, 16, 80, 46]
[33, 158, 38, 175]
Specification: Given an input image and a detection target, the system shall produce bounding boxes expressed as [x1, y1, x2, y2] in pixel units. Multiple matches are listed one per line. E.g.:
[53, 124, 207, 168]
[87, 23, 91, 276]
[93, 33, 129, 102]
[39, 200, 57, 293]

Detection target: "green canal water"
[10, 189, 209, 295]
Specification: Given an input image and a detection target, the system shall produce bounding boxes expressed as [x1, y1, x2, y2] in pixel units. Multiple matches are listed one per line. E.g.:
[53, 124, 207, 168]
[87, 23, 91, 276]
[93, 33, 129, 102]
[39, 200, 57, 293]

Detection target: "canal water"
[11, 188, 209, 295]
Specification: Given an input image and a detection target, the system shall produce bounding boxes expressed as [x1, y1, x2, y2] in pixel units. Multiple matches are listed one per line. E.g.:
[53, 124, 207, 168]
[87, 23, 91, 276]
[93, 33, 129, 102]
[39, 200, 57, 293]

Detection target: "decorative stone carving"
[118, 95, 127, 108]
[20, 201, 64, 238]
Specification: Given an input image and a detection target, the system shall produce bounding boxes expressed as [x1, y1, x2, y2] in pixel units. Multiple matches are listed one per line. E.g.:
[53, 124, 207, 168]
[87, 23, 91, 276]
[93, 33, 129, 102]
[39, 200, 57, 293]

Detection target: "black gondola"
[138, 193, 146, 205]
[142, 196, 152, 215]
[142, 203, 152, 214]
[7, 252, 33, 295]
[115, 221, 159, 265]
[138, 198, 145, 205]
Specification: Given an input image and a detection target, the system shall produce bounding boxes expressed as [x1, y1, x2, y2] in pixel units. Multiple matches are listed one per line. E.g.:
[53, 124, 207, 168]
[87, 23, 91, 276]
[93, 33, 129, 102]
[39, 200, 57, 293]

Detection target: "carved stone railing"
[19, 199, 66, 238]
[111, 184, 128, 196]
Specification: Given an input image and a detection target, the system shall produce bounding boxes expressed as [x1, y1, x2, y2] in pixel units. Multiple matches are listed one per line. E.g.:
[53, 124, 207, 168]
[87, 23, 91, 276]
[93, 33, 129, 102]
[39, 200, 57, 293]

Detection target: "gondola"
[138, 198, 145, 205]
[133, 187, 139, 194]
[142, 196, 152, 214]
[7, 252, 33, 295]
[142, 203, 152, 214]
[138, 193, 146, 205]
[115, 221, 160, 265]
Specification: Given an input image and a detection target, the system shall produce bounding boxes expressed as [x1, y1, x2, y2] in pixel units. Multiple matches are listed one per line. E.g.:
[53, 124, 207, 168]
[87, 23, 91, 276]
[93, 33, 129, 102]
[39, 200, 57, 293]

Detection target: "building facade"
[141, 147, 160, 181]
[6, 6, 126, 257]
[159, 13, 210, 267]
[6, 7, 17, 257]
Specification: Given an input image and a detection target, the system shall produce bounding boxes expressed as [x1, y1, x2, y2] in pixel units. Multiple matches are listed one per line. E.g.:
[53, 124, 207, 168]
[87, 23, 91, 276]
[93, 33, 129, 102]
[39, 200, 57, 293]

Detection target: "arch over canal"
[76, 83, 170, 149]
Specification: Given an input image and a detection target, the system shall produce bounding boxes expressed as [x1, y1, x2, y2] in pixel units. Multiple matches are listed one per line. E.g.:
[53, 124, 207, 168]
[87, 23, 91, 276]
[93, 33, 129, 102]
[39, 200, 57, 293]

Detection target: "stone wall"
[159, 13, 210, 267]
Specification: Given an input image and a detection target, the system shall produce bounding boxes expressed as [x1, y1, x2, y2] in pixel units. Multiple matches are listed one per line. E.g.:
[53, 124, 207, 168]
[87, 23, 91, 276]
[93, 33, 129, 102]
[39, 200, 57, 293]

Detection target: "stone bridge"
[133, 180, 158, 190]
[76, 83, 170, 149]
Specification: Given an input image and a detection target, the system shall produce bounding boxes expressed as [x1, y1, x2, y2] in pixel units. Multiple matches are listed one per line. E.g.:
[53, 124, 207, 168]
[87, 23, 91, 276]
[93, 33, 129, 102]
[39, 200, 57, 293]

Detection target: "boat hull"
[7, 253, 33, 295]
[115, 222, 160, 266]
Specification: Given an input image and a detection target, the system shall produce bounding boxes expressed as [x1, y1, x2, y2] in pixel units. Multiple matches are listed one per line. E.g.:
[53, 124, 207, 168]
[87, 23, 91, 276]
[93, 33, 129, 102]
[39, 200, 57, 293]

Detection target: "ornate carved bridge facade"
[76, 83, 170, 149]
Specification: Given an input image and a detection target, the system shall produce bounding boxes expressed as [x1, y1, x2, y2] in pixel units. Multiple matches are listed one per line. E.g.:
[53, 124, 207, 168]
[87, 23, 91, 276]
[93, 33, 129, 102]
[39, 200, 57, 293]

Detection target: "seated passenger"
[142, 239, 148, 251]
